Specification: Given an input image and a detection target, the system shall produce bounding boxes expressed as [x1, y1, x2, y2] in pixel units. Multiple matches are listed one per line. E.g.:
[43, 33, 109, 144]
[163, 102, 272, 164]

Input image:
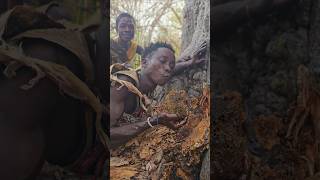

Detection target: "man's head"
[141, 42, 176, 86]
[116, 12, 135, 42]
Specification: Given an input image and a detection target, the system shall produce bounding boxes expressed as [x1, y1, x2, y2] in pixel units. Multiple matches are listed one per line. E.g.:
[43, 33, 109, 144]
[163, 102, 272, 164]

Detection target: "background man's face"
[144, 48, 176, 85]
[117, 17, 135, 42]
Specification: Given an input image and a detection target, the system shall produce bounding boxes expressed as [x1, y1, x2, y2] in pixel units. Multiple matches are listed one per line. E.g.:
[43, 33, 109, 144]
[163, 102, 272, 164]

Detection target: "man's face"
[143, 48, 176, 86]
[117, 17, 135, 42]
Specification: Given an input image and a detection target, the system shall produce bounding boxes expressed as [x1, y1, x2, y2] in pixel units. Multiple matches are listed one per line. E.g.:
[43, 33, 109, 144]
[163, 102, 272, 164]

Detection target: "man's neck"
[118, 38, 131, 49]
[138, 72, 156, 94]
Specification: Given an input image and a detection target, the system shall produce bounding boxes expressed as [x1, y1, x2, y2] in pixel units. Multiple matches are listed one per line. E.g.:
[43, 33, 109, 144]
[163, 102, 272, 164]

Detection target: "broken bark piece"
[110, 157, 129, 167]
[248, 148, 308, 180]
[110, 166, 138, 180]
[110, 88, 209, 179]
[176, 168, 192, 180]
[286, 65, 320, 144]
[253, 115, 283, 150]
[284, 65, 320, 173]
[212, 91, 247, 179]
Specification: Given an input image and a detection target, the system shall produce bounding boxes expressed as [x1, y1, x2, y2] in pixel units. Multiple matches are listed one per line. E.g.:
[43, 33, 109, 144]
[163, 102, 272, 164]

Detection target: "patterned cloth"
[110, 38, 139, 67]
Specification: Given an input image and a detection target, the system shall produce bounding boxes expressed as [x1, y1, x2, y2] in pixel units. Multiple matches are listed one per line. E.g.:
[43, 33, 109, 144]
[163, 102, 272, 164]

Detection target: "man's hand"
[151, 113, 187, 130]
[173, 41, 207, 75]
[191, 41, 207, 65]
[182, 41, 207, 67]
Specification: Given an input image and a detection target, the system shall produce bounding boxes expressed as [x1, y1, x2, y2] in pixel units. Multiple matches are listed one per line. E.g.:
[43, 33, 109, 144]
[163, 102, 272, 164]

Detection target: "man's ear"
[115, 23, 119, 33]
[141, 58, 148, 68]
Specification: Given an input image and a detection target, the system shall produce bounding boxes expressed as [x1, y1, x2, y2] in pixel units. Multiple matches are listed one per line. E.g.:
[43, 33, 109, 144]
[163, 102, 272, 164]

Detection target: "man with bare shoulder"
[110, 13, 144, 67]
[110, 41, 206, 148]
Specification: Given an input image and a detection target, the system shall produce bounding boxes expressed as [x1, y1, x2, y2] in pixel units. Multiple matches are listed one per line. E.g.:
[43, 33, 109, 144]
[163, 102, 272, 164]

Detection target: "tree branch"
[170, 6, 182, 25]
[145, 0, 173, 45]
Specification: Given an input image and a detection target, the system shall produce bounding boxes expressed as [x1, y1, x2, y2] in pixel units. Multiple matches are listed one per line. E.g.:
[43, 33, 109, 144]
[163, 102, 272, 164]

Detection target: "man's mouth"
[161, 74, 171, 78]
[121, 33, 132, 38]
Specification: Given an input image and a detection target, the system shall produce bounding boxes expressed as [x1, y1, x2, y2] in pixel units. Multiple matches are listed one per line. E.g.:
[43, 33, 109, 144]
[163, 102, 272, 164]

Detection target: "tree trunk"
[152, 0, 210, 102]
[212, 0, 320, 179]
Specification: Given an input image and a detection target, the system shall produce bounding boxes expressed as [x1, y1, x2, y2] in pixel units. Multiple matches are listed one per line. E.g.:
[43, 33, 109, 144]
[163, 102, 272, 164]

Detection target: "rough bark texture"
[213, 0, 320, 179]
[153, 0, 210, 177]
[152, 0, 210, 106]
[110, 88, 210, 179]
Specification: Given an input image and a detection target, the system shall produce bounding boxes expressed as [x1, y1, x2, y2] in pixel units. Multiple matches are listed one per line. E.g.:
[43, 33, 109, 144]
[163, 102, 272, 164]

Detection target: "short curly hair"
[142, 42, 175, 59]
[116, 12, 135, 31]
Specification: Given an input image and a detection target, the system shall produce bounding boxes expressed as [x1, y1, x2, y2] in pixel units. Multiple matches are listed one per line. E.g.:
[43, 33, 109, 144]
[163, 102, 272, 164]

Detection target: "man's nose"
[124, 26, 130, 32]
[164, 63, 172, 73]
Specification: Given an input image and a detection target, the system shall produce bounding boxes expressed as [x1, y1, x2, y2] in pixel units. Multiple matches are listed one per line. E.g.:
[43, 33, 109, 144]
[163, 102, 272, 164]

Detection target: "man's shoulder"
[110, 38, 118, 47]
[117, 74, 137, 85]
[110, 74, 131, 98]
[136, 45, 144, 55]
[110, 73, 139, 101]
[114, 69, 139, 86]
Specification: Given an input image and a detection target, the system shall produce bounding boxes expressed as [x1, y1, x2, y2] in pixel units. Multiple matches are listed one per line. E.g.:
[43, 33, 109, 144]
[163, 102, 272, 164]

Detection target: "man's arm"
[110, 120, 151, 148]
[110, 86, 159, 148]
[110, 77, 184, 148]
[110, 112, 184, 149]
[173, 0, 278, 74]
[110, 78, 128, 127]
[172, 42, 207, 75]
[110, 76, 155, 148]
[172, 59, 194, 75]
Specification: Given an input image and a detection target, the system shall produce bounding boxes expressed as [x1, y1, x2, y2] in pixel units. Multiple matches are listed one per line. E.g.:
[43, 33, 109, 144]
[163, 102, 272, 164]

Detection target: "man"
[110, 41, 206, 148]
[111, 12, 144, 67]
